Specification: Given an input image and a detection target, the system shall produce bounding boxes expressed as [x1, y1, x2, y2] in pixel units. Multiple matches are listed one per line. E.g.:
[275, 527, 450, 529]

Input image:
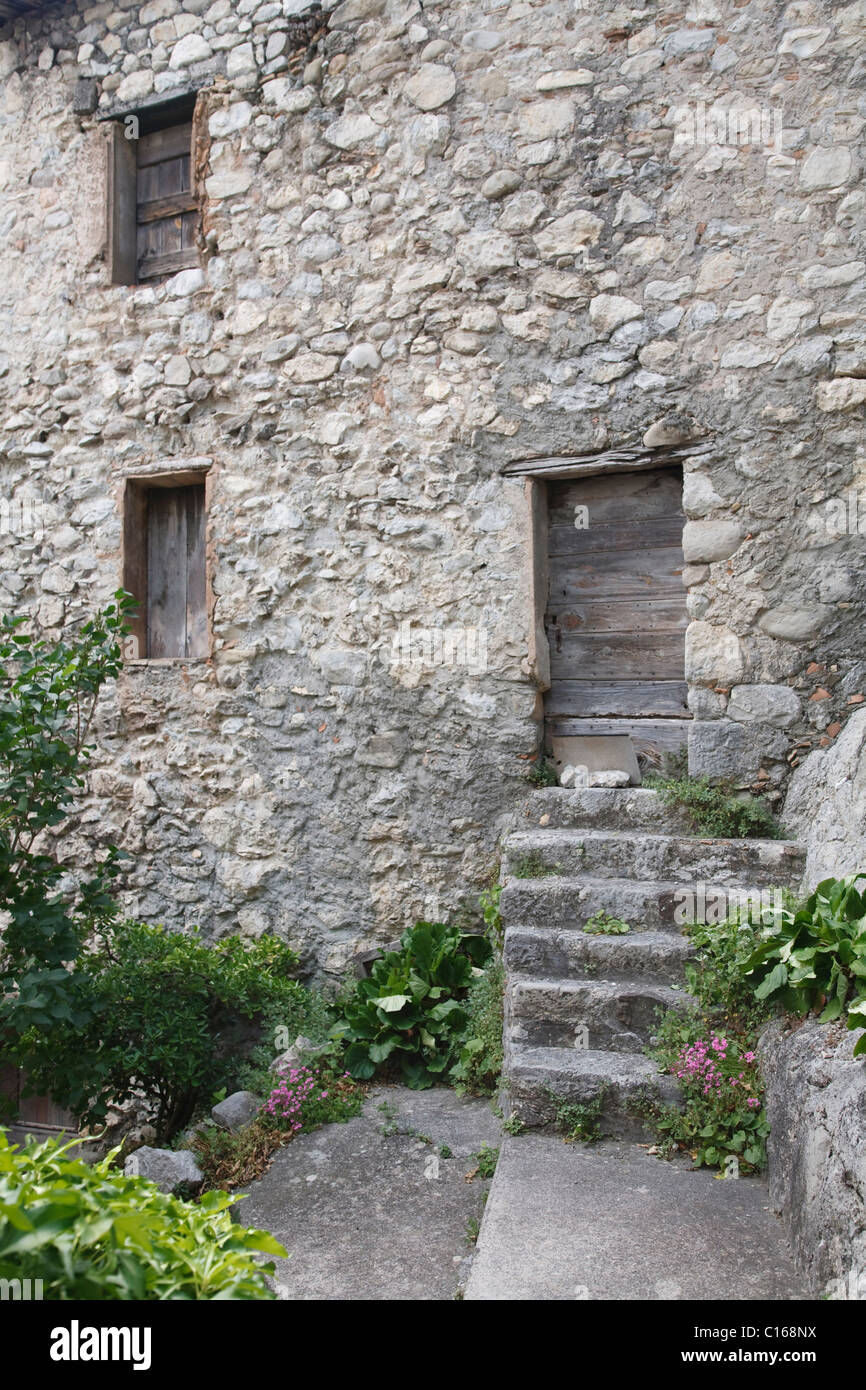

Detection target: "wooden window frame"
[122, 466, 214, 663]
[107, 92, 200, 287]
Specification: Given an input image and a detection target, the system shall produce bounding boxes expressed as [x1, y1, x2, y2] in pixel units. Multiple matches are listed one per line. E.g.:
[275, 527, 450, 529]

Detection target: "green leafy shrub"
[333, 920, 492, 1090]
[479, 881, 503, 945]
[546, 1086, 607, 1143]
[740, 874, 866, 1053]
[644, 771, 782, 840]
[21, 922, 306, 1142]
[511, 851, 564, 878]
[450, 954, 504, 1095]
[0, 1131, 284, 1299]
[0, 595, 135, 1042]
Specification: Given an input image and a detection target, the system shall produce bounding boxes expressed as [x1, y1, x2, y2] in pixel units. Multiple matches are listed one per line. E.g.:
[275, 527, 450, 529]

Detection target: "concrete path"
[465, 1134, 811, 1301]
[239, 1085, 502, 1301]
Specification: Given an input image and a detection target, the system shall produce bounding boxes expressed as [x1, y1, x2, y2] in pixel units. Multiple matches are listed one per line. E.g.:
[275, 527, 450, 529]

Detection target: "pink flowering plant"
[263, 1065, 361, 1135]
[652, 1024, 769, 1171]
[646, 905, 776, 1173]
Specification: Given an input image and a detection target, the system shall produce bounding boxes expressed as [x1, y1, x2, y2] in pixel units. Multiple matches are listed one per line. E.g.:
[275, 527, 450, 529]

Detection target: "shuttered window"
[123, 478, 209, 660]
[136, 121, 198, 283]
[107, 96, 200, 287]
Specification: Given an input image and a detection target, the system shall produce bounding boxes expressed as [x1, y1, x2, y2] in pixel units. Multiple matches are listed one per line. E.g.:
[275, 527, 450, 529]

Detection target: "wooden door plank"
[547, 468, 684, 524]
[548, 547, 687, 598]
[138, 122, 193, 166]
[545, 716, 690, 755]
[547, 597, 689, 635]
[147, 488, 188, 659]
[548, 629, 685, 681]
[548, 515, 686, 556]
[186, 485, 208, 658]
[545, 679, 689, 718]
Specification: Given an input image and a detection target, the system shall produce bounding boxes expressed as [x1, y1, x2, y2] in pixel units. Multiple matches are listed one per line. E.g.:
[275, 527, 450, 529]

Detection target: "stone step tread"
[508, 1043, 661, 1083]
[505, 827, 805, 854]
[505, 927, 695, 983]
[519, 786, 696, 834]
[502, 831, 804, 889]
[507, 925, 695, 952]
[505, 1045, 679, 1139]
[510, 976, 696, 1006]
[500, 874, 790, 932]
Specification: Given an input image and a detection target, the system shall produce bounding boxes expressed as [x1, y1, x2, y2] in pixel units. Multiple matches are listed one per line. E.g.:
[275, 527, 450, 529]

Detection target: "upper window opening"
[107, 94, 200, 287]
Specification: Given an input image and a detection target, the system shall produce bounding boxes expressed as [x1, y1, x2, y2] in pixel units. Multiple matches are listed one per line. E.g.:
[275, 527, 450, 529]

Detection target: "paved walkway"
[466, 1135, 811, 1301]
[239, 1086, 501, 1300]
[240, 1086, 810, 1301]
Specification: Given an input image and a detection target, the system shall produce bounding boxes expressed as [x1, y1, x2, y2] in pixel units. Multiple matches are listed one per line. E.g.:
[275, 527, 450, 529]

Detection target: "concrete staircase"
[501, 787, 806, 1139]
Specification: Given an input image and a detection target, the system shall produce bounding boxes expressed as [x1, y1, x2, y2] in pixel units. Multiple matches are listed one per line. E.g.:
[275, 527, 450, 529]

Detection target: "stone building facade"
[0, 0, 863, 973]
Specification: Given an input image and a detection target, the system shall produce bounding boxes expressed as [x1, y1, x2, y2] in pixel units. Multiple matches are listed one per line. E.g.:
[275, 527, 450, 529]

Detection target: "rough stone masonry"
[0, 0, 864, 971]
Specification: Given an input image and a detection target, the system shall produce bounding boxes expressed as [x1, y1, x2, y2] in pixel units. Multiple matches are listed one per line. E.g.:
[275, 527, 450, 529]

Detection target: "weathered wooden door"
[146, 484, 207, 659]
[544, 466, 690, 757]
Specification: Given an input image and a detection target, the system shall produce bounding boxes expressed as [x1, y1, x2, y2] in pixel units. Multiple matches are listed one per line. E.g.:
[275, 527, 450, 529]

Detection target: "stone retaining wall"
[760, 1017, 866, 1298]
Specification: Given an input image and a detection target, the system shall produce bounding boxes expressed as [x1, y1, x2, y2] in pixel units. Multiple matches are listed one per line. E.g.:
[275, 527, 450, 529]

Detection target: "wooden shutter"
[146, 484, 207, 659]
[107, 121, 138, 286]
[136, 121, 198, 283]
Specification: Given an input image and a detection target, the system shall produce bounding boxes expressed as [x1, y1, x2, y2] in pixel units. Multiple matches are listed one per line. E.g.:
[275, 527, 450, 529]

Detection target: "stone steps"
[506, 1044, 678, 1140]
[503, 827, 806, 887]
[500, 873, 786, 934]
[516, 786, 697, 834]
[505, 926, 695, 985]
[508, 976, 695, 1052]
[500, 787, 806, 1141]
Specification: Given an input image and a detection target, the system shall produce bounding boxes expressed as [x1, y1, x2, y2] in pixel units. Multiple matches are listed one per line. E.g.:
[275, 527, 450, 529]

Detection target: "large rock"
[688, 720, 787, 781]
[727, 683, 801, 729]
[684, 621, 744, 685]
[124, 1147, 203, 1195]
[403, 64, 456, 111]
[534, 209, 604, 258]
[758, 605, 834, 641]
[783, 708, 866, 882]
[681, 520, 742, 564]
[759, 1018, 866, 1297]
[211, 1091, 262, 1133]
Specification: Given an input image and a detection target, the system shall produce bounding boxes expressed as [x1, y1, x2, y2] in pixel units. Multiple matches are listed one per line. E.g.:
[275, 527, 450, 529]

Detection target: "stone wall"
[760, 1017, 866, 1298]
[783, 705, 866, 883]
[1, 0, 865, 969]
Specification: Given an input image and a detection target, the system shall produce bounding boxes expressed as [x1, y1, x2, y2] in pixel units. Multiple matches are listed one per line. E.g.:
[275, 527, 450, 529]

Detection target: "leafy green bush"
[0, 595, 135, 1041]
[741, 875, 866, 1053]
[450, 954, 504, 1095]
[333, 920, 491, 1089]
[0, 1130, 284, 1299]
[644, 771, 782, 839]
[21, 922, 307, 1142]
[479, 881, 503, 946]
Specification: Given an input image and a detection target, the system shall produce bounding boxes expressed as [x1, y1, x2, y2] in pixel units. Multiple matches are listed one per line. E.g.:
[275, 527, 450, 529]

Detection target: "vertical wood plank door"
[147, 485, 207, 659]
[544, 466, 690, 756]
